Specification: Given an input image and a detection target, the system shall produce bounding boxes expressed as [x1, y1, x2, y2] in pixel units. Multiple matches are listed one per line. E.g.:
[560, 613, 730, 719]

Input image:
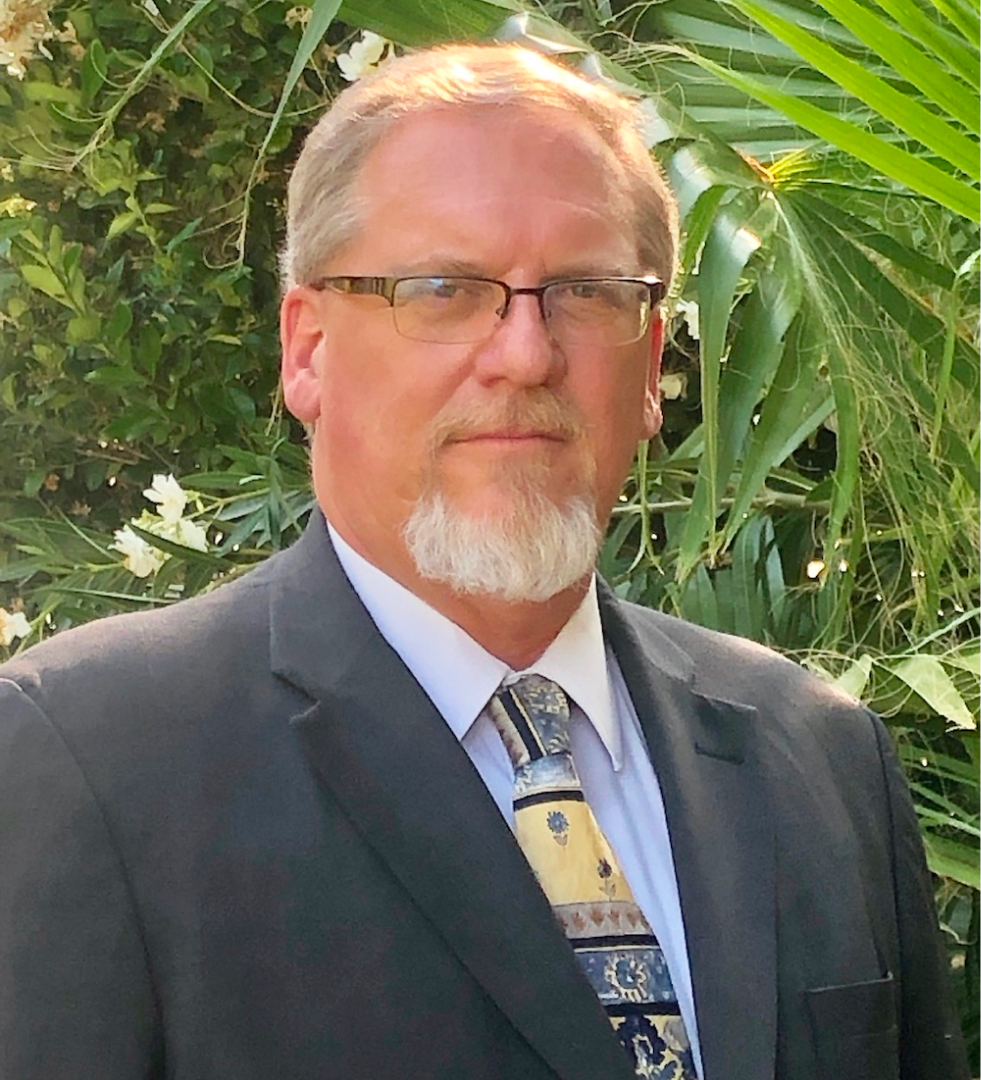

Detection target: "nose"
[471, 291, 565, 388]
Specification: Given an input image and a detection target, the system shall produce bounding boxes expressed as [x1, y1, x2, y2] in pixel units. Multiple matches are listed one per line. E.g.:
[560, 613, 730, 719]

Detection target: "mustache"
[429, 391, 585, 448]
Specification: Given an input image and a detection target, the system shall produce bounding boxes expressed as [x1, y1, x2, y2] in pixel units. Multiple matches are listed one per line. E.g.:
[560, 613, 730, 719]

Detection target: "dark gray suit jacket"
[0, 513, 966, 1079]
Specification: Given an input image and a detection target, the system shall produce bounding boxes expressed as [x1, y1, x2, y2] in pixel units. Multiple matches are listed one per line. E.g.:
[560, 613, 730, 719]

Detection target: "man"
[0, 44, 967, 1080]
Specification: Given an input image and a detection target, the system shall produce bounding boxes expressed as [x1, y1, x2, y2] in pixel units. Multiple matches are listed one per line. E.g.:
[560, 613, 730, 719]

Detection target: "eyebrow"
[391, 257, 489, 278]
[542, 266, 630, 282]
[391, 260, 633, 281]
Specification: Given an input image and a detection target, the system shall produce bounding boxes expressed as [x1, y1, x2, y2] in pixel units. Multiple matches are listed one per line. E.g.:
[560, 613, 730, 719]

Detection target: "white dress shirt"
[328, 524, 703, 1076]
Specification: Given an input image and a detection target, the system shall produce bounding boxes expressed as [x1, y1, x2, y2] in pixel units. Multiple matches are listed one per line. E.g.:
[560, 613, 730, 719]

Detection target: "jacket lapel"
[600, 588, 777, 1080]
[268, 516, 635, 1080]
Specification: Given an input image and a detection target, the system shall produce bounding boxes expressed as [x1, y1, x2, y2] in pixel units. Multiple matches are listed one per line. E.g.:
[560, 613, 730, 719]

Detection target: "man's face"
[281, 105, 664, 594]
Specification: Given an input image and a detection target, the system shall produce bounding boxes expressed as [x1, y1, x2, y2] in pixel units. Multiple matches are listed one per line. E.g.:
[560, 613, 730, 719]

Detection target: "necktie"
[489, 674, 696, 1080]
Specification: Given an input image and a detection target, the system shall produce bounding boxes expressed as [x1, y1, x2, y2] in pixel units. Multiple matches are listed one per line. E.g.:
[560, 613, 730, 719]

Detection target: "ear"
[280, 286, 327, 424]
[640, 314, 665, 439]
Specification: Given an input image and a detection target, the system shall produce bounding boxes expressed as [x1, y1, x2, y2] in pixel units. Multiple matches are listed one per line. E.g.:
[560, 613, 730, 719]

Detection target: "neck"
[329, 514, 591, 669]
[409, 576, 591, 670]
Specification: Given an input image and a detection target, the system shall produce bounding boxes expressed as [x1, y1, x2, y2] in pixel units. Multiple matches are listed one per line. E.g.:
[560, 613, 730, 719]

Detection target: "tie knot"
[488, 674, 572, 770]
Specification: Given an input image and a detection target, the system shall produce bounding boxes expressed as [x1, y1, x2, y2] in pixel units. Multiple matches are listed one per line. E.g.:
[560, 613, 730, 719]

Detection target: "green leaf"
[800, 193, 978, 391]
[237, 0, 344, 259]
[724, 310, 833, 541]
[340, 0, 522, 45]
[833, 653, 874, 699]
[666, 139, 761, 221]
[23, 82, 82, 106]
[251, 0, 343, 187]
[20, 264, 69, 304]
[730, 514, 771, 640]
[716, 267, 802, 491]
[796, 0, 979, 132]
[685, 52, 979, 219]
[797, 192, 955, 288]
[922, 833, 980, 889]
[80, 39, 108, 105]
[923, 0, 980, 46]
[0, 216, 28, 242]
[943, 645, 981, 677]
[871, 0, 979, 89]
[799, 212, 980, 493]
[822, 323, 861, 563]
[128, 524, 229, 568]
[680, 564, 721, 628]
[76, 0, 219, 166]
[890, 654, 977, 728]
[22, 468, 47, 498]
[66, 315, 101, 345]
[677, 194, 768, 576]
[656, 11, 803, 61]
[105, 301, 134, 345]
[41, 586, 171, 607]
[227, 386, 257, 422]
[107, 210, 140, 240]
[84, 365, 145, 387]
[165, 217, 202, 254]
[678, 185, 730, 272]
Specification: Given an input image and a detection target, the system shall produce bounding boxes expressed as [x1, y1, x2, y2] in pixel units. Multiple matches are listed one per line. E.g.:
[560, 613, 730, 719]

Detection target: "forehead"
[339, 105, 638, 274]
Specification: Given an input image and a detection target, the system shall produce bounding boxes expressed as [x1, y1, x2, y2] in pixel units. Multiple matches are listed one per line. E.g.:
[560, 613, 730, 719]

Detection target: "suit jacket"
[0, 512, 966, 1080]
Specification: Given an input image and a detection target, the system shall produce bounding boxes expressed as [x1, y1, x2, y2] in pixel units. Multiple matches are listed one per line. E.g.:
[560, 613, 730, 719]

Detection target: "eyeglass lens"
[391, 278, 652, 346]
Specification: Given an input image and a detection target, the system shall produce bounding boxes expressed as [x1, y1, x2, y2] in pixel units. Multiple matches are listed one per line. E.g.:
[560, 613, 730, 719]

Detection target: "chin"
[402, 482, 601, 604]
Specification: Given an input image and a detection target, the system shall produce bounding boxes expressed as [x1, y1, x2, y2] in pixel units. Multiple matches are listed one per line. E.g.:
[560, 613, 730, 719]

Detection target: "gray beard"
[402, 484, 601, 603]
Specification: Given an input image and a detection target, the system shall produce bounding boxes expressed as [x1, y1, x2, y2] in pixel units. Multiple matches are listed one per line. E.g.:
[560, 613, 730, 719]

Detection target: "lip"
[449, 431, 567, 445]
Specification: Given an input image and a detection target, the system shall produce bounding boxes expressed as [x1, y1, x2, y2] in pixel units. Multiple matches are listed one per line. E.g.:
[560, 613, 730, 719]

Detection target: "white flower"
[0, 0, 56, 79]
[143, 473, 188, 524]
[112, 475, 209, 577]
[336, 31, 389, 82]
[284, 5, 310, 28]
[110, 525, 166, 578]
[162, 516, 209, 553]
[659, 372, 687, 401]
[0, 606, 30, 646]
[675, 298, 700, 341]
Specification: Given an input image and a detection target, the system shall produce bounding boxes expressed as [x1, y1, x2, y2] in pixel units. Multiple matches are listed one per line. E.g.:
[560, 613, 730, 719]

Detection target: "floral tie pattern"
[489, 675, 696, 1080]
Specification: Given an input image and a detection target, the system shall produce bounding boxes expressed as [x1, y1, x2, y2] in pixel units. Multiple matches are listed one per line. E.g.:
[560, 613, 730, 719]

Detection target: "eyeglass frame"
[307, 274, 667, 345]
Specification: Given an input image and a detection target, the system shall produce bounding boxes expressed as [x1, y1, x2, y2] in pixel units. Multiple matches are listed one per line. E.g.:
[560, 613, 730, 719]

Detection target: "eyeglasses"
[309, 275, 666, 347]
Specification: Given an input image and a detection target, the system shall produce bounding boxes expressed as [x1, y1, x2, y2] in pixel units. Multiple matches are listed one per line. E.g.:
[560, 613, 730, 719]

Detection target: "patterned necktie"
[489, 674, 696, 1080]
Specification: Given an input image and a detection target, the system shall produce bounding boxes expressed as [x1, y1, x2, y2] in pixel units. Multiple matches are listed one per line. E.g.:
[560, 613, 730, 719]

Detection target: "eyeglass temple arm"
[309, 277, 400, 304]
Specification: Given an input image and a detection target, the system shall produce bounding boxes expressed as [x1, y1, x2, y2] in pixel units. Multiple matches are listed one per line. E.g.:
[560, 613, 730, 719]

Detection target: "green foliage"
[0, 0, 339, 545]
[0, 0, 977, 1061]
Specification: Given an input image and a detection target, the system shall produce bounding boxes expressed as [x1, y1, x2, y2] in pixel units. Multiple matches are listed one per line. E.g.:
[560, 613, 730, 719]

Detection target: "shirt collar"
[516, 579, 622, 771]
[327, 523, 622, 771]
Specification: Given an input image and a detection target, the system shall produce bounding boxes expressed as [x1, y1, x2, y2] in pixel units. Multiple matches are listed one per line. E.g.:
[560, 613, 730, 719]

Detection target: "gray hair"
[282, 44, 678, 290]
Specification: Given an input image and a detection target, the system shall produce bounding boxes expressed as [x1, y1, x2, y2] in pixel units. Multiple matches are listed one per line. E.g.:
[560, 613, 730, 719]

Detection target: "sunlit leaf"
[891, 654, 977, 728]
[833, 653, 874, 698]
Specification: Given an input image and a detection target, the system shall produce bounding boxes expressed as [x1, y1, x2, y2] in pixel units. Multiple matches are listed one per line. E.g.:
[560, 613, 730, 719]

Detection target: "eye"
[430, 278, 462, 299]
[398, 277, 487, 304]
[567, 281, 604, 300]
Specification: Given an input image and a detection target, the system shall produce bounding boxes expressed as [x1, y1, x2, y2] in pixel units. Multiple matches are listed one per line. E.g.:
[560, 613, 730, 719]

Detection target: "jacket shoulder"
[0, 552, 285, 737]
[615, 597, 870, 720]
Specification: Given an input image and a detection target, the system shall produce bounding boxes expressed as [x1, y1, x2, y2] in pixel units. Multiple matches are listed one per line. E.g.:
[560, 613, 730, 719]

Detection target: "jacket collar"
[600, 590, 777, 1080]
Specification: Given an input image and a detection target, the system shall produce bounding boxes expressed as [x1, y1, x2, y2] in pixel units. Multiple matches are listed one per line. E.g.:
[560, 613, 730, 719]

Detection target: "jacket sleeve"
[870, 714, 969, 1080]
[0, 677, 161, 1078]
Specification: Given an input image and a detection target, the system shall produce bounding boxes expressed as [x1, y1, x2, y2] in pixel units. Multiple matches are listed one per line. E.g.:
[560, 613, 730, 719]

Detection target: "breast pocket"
[805, 974, 898, 1080]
